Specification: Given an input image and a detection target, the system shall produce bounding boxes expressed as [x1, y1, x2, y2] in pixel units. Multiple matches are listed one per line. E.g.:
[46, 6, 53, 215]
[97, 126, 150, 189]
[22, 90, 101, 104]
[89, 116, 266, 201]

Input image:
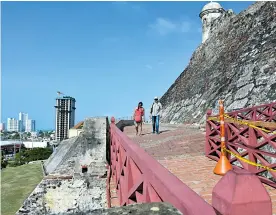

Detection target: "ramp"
[44, 117, 108, 176]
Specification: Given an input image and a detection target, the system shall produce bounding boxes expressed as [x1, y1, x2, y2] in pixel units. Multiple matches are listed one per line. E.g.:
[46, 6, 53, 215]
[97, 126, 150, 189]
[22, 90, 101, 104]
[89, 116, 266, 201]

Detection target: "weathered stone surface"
[16, 117, 108, 215]
[16, 177, 106, 215]
[44, 137, 79, 175]
[160, 2, 276, 124]
[44, 117, 108, 176]
[49, 202, 183, 215]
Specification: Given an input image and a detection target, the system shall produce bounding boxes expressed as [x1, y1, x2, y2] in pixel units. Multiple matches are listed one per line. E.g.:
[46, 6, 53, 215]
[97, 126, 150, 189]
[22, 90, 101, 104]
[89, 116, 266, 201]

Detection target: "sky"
[1, 1, 254, 130]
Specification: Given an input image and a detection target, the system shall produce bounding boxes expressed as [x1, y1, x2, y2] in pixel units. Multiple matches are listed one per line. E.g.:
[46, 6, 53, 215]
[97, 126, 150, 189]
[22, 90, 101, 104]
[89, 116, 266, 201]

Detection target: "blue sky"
[2, 1, 253, 130]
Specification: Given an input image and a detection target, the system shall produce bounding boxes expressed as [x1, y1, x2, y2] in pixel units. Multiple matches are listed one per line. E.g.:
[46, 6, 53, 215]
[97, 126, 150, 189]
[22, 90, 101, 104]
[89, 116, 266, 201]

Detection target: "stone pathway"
[110, 124, 276, 214]
[123, 124, 220, 205]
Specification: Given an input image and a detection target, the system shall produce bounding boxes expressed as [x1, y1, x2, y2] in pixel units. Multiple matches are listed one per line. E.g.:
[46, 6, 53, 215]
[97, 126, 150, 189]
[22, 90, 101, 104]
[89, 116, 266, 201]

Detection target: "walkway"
[110, 124, 276, 214]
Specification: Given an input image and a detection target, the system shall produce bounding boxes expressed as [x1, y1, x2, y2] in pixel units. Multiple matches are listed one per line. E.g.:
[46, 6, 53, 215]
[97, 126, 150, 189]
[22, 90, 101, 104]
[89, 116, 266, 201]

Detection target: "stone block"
[212, 168, 272, 215]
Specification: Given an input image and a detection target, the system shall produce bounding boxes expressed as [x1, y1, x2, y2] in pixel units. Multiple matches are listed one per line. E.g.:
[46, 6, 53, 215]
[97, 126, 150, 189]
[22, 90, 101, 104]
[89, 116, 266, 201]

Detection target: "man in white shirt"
[150, 96, 162, 134]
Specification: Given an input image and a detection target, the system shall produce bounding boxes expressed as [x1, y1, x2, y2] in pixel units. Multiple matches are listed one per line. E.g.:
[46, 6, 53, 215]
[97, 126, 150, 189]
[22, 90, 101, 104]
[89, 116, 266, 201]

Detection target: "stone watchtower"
[199, 1, 225, 43]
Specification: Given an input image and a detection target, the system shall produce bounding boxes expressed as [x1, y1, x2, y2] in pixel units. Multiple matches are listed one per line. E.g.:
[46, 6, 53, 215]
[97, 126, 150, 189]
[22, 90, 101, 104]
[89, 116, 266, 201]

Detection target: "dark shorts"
[134, 121, 142, 127]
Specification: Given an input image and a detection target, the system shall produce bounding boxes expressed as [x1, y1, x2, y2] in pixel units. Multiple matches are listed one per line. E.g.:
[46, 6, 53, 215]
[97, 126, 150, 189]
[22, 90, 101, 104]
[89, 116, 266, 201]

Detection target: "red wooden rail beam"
[109, 117, 216, 215]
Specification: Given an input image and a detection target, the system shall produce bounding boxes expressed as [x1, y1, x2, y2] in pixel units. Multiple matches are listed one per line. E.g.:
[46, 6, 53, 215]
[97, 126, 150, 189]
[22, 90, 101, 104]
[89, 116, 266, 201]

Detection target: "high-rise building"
[54, 96, 76, 141]
[7, 118, 19, 132]
[26, 119, 36, 132]
[0, 123, 5, 132]
[19, 112, 28, 132]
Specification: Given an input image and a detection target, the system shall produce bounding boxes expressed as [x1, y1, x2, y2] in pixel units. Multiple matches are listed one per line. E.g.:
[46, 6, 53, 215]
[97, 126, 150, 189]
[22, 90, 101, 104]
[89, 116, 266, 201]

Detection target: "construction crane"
[57, 91, 65, 96]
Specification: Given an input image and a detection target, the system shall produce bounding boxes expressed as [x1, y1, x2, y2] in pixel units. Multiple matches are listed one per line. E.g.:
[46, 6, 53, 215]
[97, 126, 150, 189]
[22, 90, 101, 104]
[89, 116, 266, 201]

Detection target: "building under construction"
[54, 93, 76, 141]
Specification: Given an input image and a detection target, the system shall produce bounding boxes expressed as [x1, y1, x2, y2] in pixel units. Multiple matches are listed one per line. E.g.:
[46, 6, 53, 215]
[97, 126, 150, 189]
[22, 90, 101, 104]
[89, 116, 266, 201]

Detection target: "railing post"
[111, 117, 115, 124]
[247, 108, 258, 172]
[268, 103, 273, 121]
[110, 116, 115, 174]
[212, 169, 272, 215]
[205, 109, 212, 156]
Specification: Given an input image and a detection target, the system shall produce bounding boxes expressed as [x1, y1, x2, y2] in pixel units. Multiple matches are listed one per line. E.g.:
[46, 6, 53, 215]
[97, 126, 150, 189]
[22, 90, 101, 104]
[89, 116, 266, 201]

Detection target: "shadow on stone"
[49, 202, 183, 215]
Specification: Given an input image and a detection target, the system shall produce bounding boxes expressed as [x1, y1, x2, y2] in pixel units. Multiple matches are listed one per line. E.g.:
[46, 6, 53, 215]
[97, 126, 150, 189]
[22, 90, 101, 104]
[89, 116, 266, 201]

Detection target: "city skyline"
[2, 1, 254, 129]
[4, 112, 36, 132]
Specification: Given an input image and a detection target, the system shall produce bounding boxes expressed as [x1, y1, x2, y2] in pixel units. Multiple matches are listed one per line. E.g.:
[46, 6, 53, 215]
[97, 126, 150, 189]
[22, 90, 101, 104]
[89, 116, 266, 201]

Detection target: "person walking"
[150, 97, 162, 134]
[133, 102, 145, 136]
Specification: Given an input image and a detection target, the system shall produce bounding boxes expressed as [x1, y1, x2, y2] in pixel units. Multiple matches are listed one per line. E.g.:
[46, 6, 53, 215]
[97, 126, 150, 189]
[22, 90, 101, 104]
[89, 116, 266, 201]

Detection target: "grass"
[1, 162, 43, 215]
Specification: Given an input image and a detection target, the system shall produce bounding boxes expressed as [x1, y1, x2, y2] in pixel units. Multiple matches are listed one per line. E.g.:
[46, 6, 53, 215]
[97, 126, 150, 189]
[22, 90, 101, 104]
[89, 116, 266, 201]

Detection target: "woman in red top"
[133, 102, 145, 136]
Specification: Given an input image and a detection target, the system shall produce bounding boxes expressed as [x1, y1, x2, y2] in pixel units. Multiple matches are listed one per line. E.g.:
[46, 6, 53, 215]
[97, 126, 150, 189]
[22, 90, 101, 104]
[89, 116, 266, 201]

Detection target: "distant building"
[55, 96, 76, 141]
[0, 123, 5, 132]
[19, 112, 28, 132]
[69, 121, 83, 138]
[7, 118, 19, 132]
[0, 140, 22, 154]
[26, 119, 36, 132]
[31, 131, 38, 138]
[1, 140, 48, 155]
[22, 141, 48, 149]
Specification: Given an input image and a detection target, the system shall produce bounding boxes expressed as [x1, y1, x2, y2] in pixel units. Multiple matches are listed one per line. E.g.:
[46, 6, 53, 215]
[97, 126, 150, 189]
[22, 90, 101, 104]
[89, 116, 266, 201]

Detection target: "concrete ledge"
[50, 202, 183, 215]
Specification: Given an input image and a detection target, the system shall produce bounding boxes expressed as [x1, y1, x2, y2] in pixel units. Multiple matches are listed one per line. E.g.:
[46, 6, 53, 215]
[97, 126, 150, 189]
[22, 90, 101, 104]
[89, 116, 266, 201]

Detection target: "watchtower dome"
[199, 1, 225, 43]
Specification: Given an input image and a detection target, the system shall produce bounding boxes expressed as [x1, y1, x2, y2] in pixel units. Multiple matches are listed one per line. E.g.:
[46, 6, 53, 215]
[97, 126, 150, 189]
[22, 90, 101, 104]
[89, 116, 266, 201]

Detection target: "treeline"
[1, 147, 53, 168]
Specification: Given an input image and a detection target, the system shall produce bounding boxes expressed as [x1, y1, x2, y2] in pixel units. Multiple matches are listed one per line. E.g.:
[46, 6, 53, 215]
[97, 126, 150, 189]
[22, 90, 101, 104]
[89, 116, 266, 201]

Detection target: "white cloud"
[149, 17, 193, 35]
[145, 64, 153, 70]
[149, 18, 177, 35]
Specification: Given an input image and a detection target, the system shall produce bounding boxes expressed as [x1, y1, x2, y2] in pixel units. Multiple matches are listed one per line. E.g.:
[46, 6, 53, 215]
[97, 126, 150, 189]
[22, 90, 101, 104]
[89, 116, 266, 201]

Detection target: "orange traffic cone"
[213, 100, 232, 175]
[213, 152, 232, 175]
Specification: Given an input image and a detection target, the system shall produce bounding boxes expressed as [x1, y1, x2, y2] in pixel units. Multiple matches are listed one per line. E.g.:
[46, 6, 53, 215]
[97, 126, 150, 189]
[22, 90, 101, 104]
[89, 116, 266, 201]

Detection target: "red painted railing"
[109, 117, 216, 215]
[206, 102, 276, 188]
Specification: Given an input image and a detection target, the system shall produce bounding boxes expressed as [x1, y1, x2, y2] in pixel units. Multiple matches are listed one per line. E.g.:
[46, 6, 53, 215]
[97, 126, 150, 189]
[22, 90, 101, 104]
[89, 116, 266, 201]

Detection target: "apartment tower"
[54, 96, 76, 141]
[7, 118, 19, 132]
[19, 112, 28, 132]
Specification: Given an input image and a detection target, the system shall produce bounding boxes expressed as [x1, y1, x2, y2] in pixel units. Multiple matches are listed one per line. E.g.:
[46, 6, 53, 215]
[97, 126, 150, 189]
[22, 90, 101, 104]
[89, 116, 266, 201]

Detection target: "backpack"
[134, 108, 144, 123]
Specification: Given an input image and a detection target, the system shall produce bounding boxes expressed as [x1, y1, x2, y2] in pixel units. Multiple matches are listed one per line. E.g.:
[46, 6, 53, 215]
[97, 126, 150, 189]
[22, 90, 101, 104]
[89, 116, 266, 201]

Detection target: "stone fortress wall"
[16, 118, 109, 215]
[160, 1, 276, 124]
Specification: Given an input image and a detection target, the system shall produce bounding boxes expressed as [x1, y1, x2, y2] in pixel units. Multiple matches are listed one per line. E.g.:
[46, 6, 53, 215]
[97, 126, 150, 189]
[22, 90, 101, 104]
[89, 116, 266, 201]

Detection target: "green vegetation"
[37, 130, 52, 138]
[11, 148, 53, 167]
[1, 163, 43, 215]
[10, 133, 20, 140]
